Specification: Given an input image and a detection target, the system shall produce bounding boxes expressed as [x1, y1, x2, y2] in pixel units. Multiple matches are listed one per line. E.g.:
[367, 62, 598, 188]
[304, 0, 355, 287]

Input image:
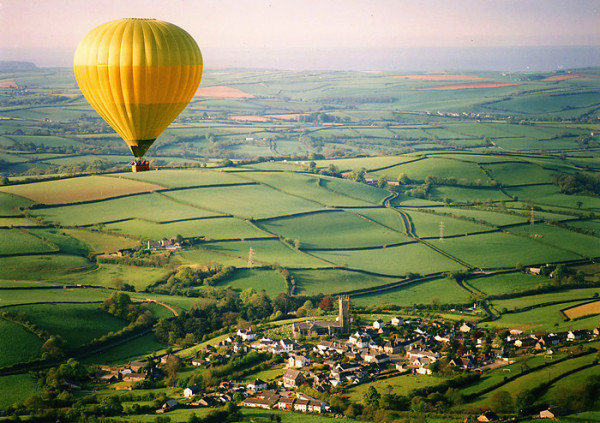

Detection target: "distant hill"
[0, 61, 38, 72]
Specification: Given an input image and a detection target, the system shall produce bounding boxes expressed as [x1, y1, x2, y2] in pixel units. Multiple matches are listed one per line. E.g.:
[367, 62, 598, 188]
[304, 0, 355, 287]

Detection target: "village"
[93, 297, 600, 419]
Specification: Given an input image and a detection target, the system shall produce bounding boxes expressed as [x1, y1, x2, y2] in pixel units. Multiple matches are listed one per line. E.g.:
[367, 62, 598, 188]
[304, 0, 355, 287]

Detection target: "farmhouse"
[183, 385, 201, 398]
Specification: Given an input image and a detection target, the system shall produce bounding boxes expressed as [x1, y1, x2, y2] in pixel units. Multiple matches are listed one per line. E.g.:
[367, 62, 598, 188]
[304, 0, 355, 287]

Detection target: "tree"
[363, 386, 381, 407]
[318, 296, 333, 311]
[489, 389, 514, 414]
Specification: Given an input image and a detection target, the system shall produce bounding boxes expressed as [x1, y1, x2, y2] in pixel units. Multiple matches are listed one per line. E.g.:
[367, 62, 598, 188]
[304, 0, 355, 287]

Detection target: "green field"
[4, 303, 128, 347]
[215, 268, 287, 297]
[106, 216, 269, 241]
[352, 276, 474, 307]
[0, 254, 94, 280]
[405, 209, 492, 237]
[81, 333, 167, 365]
[0, 228, 55, 255]
[507, 223, 600, 258]
[31, 192, 220, 226]
[163, 184, 325, 219]
[0, 318, 43, 367]
[429, 232, 580, 269]
[257, 210, 406, 249]
[0, 374, 42, 409]
[291, 268, 398, 295]
[312, 242, 463, 276]
[468, 272, 552, 296]
[117, 168, 247, 188]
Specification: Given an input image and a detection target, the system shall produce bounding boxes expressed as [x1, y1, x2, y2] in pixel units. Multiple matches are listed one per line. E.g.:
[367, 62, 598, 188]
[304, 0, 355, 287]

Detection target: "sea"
[2, 45, 599, 72]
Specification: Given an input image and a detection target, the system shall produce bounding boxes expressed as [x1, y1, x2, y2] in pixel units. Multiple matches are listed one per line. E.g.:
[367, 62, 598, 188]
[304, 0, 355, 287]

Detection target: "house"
[183, 385, 201, 398]
[277, 397, 295, 410]
[160, 353, 181, 365]
[540, 406, 565, 419]
[158, 399, 179, 413]
[567, 330, 588, 341]
[128, 361, 147, 372]
[283, 369, 305, 388]
[383, 341, 403, 354]
[243, 397, 272, 409]
[307, 399, 328, 413]
[460, 321, 477, 333]
[237, 329, 257, 341]
[279, 338, 296, 352]
[288, 354, 310, 368]
[373, 319, 385, 329]
[293, 398, 310, 412]
[364, 353, 390, 364]
[234, 342, 248, 354]
[191, 358, 204, 367]
[477, 411, 498, 421]
[246, 379, 268, 391]
[514, 337, 536, 348]
[122, 372, 147, 382]
[391, 317, 404, 326]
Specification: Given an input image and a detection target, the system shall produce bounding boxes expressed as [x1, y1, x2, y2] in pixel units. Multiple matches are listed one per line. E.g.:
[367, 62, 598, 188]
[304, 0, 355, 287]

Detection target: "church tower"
[338, 296, 350, 332]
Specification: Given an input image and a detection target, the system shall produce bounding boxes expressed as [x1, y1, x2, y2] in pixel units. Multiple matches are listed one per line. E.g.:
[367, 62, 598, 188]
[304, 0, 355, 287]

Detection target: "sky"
[1, 0, 599, 70]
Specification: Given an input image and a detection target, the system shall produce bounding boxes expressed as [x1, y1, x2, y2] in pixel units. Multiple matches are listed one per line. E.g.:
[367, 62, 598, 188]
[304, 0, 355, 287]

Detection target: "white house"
[183, 385, 201, 398]
[237, 329, 257, 341]
[246, 379, 267, 391]
[288, 354, 310, 368]
[391, 317, 404, 327]
[373, 319, 385, 329]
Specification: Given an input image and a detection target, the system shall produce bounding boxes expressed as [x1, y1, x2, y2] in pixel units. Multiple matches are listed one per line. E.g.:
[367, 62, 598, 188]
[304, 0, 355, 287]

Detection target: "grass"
[162, 184, 325, 219]
[482, 162, 558, 185]
[351, 207, 408, 233]
[0, 192, 33, 216]
[59, 263, 172, 291]
[0, 228, 56, 255]
[0, 175, 162, 205]
[472, 353, 598, 407]
[201, 239, 331, 268]
[0, 217, 42, 227]
[429, 232, 580, 269]
[374, 157, 490, 184]
[319, 176, 391, 204]
[0, 287, 110, 307]
[312, 242, 463, 276]
[238, 171, 376, 207]
[416, 206, 527, 226]
[0, 254, 94, 280]
[257, 210, 406, 249]
[214, 268, 287, 297]
[114, 168, 247, 188]
[80, 333, 167, 365]
[483, 301, 600, 332]
[429, 186, 511, 203]
[62, 228, 140, 253]
[0, 318, 43, 367]
[468, 272, 553, 296]
[352, 277, 474, 307]
[0, 374, 42, 409]
[405, 209, 492, 237]
[106, 216, 269, 241]
[291, 268, 398, 295]
[31, 192, 220, 226]
[507, 223, 600, 258]
[346, 372, 450, 402]
[4, 303, 128, 348]
[491, 287, 600, 311]
[28, 227, 90, 255]
[505, 185, 600, 211]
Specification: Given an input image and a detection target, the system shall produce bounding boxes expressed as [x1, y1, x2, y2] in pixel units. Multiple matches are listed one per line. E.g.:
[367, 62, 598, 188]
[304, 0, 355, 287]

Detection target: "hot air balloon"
[74, 18, 203, 172]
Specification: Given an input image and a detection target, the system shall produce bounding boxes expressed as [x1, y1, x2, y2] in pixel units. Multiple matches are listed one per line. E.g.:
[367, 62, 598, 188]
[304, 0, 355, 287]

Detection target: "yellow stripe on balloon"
[74, 18, 203, 157]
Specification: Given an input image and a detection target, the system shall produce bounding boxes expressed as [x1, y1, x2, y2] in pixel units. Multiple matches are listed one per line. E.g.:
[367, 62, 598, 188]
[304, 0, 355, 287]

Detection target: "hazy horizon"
[1, 0, 599, 71]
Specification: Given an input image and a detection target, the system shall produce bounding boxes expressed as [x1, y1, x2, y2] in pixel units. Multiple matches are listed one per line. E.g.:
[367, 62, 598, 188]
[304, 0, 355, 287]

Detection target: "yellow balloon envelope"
[74, 18, 203, 158]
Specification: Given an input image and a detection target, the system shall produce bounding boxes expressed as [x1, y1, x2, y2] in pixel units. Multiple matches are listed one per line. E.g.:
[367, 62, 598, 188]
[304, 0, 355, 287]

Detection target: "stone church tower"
[338, 296, 350, 332]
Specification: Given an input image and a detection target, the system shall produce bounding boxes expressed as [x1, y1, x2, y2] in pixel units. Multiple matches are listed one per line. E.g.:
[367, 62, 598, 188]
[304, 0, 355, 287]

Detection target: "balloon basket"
[132, 160, 150, 172]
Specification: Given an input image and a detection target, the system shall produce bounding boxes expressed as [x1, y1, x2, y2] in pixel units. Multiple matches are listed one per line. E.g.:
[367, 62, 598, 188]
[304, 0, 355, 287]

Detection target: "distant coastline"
[1, 45, 599, 72]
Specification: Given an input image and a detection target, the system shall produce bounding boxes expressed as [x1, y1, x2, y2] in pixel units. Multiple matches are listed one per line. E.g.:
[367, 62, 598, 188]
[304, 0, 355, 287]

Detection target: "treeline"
[553, 171, 600, 197]
[153, 290, 326, 346]
[147, 265, 235, 296]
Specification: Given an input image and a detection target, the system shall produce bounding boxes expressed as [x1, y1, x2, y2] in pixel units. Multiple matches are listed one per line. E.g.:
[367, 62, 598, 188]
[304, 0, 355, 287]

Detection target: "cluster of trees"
[98, 246, 172, 268]
[553, 171, 600, 197]
[148, 265, 236, 297]
[100, 292, 153, 324]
